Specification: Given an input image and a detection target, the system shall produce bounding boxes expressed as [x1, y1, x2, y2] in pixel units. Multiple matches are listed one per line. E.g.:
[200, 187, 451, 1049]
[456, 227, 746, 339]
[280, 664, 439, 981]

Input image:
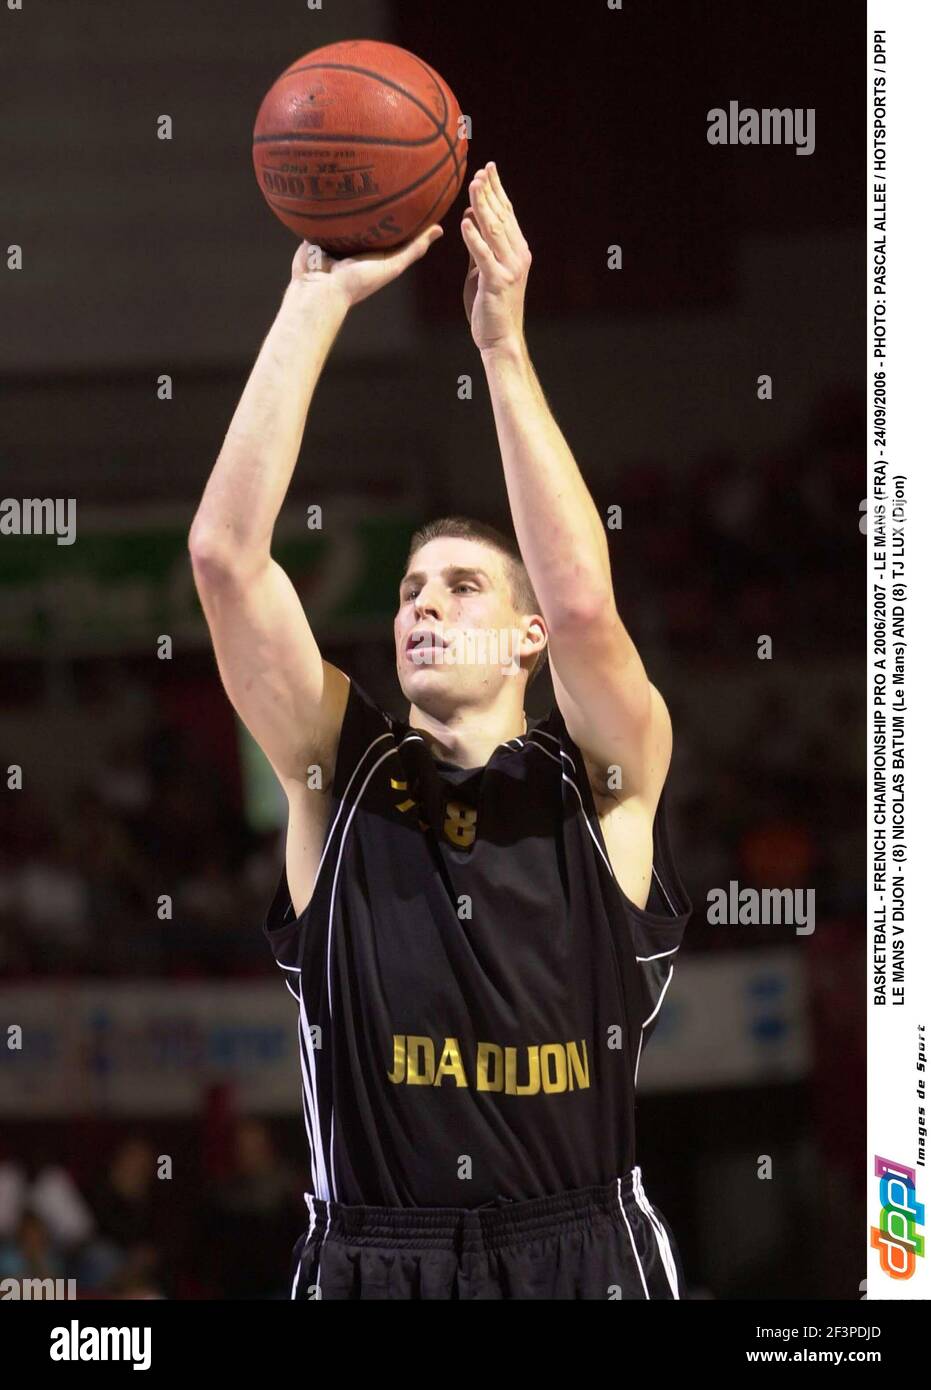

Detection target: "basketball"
[252, 39, 468, 256]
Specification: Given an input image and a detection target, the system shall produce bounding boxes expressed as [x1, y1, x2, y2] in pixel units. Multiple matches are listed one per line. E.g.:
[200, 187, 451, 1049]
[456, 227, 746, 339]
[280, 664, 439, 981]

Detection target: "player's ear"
[521, 617, 549, 686]
[522, 615, 547, 661]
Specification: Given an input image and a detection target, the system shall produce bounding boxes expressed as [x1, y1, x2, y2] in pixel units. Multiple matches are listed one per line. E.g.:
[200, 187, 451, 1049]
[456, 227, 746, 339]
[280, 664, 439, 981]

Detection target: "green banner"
[0, 504, 415, 655]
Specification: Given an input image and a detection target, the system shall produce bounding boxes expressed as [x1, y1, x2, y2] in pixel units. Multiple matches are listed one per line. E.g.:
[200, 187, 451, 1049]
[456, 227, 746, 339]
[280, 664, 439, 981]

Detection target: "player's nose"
[413, 583, 445, 619]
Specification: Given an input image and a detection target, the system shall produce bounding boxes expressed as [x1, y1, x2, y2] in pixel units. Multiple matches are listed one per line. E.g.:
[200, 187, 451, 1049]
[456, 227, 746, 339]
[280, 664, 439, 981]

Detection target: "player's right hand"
[289, 226, 443, 309]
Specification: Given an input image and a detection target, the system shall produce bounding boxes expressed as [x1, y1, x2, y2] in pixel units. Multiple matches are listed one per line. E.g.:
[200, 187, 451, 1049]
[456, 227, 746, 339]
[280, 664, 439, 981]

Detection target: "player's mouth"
[405, 629, 449, 664]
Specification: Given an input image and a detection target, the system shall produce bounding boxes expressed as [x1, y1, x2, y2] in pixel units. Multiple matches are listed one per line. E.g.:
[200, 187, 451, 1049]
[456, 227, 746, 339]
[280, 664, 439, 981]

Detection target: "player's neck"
[408, 698, 528, 769]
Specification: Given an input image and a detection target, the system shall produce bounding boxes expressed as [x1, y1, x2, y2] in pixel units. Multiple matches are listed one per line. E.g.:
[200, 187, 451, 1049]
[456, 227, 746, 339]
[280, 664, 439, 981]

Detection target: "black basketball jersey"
[263, 679, 692, 1208]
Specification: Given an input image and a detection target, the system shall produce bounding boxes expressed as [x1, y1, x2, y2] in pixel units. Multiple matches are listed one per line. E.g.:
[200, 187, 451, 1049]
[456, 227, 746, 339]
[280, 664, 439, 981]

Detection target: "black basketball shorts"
[288, 1165, 685, 1300]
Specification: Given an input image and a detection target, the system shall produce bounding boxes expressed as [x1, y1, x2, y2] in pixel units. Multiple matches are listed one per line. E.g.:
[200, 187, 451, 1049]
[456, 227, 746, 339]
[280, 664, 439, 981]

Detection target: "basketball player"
[190, 163, 692, 1299]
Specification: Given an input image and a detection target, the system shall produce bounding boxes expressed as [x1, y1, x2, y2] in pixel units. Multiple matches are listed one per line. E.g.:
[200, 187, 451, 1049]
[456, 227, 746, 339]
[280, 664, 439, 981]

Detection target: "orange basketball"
[252, 39, 468, 256]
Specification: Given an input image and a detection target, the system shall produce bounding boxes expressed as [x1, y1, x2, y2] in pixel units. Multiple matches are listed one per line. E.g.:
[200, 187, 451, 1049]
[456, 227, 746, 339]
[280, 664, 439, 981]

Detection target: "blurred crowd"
[623, 392, 863, 660]
[0, 747, 281, 978]
[0, 1111, 302, 1299]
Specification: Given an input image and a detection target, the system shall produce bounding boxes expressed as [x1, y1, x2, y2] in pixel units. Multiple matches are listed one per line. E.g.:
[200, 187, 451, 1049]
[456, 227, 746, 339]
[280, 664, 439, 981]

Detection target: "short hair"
[406, 515, 549, 685]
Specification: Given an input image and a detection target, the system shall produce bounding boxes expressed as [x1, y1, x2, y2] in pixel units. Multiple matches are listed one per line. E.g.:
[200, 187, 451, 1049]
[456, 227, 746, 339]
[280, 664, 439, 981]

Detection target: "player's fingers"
[469, 175, 510, 261]
[485, 163, 528, 254]
[478, 176, 509, 232]
[473, 168, 523, 261]
[407, 224, 445, 260]
[487, 162, 513, 214]
[294, 240, 333, 276]
[470, 173, 506, 241]
[480, 165, 511, 228]
[461, 210, 478, 271]
[387, 224, 444, 274]
[461, 212, 498, 274]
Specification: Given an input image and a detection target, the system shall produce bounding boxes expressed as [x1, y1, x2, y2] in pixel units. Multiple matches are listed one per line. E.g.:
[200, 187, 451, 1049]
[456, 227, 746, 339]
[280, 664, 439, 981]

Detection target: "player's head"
[396, 517, 548, 718]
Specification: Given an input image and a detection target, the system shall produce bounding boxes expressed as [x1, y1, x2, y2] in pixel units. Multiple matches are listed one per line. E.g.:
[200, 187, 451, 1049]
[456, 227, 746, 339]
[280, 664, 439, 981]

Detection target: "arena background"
[0, 0, 864, 1299]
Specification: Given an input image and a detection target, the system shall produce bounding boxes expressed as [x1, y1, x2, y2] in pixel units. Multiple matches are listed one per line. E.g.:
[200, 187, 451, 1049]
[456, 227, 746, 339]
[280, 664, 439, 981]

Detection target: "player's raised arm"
[462, 164, 670, 808]
[189, 229, 443, 794]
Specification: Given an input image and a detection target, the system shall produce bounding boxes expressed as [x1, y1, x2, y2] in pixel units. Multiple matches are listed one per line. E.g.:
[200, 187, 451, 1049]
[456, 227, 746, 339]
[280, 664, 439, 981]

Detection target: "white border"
[866, 0, 930, 1300]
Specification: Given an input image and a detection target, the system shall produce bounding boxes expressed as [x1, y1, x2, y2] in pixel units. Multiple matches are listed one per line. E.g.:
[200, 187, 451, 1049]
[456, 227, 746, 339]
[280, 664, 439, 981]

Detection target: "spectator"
[201, 1120, 300, 1299]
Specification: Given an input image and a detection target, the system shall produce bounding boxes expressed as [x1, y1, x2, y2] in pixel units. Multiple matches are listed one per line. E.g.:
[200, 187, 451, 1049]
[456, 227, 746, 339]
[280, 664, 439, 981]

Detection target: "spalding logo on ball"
[253, 39, 469, 255]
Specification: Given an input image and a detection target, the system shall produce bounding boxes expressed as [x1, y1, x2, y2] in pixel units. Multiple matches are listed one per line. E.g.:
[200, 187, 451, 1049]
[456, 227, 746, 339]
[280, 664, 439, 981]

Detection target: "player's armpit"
[191, 552, 350, 793]
[547, 610, 672, 808]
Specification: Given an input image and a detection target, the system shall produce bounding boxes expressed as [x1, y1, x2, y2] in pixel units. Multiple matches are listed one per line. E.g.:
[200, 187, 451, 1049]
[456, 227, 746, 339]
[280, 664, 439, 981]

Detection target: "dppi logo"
[870, 1156, 925, 1279]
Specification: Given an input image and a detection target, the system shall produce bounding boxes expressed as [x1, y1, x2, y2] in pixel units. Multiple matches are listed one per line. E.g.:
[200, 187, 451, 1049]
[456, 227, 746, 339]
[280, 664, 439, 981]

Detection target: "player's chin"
[398, 656, 463, 700]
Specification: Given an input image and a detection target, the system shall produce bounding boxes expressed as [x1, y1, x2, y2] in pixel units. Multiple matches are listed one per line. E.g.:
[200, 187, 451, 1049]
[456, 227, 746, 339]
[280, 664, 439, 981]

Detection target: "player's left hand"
[461, 163, 531, 354]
